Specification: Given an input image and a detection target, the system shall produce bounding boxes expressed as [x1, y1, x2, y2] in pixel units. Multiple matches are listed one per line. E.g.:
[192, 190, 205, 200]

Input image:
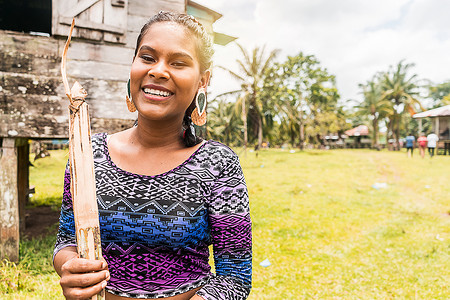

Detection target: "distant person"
[405, 133, 415, 158]
[427, 132, 439, 158]
[417, 133, 427, 159]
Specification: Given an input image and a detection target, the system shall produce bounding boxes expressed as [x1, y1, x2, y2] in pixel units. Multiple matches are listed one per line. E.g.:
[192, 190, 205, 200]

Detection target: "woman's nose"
[148, 62, 169, 79]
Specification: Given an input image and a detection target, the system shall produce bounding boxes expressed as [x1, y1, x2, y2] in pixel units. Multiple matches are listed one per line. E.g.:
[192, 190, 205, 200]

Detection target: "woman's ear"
[198, 70, 211, 90]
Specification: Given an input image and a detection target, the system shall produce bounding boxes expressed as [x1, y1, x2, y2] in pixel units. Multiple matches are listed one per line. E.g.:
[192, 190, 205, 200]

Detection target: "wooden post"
[435, 117, 439, 136]
[16, 138, 29, 236]
[0, 138, 20, 262]
[62, 19, 104, 300]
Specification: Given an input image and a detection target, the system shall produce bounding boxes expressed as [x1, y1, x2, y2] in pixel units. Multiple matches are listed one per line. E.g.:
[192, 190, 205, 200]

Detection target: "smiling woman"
[130, 22, 209, 126]
[52, 11, 252, 300]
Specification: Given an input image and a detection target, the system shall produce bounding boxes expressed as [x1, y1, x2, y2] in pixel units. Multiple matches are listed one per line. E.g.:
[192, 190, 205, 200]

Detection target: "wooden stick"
[61, 19, 105, 300]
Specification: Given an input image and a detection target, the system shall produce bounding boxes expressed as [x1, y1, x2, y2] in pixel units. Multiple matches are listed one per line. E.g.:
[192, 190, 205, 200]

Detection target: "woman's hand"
[54, 247, 109, 300]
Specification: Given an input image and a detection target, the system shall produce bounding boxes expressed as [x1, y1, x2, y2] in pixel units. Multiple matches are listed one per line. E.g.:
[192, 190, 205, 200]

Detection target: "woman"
[53, 12, 252, 300]
[417, 133, 427, 159]
[405, 133, 415, 158]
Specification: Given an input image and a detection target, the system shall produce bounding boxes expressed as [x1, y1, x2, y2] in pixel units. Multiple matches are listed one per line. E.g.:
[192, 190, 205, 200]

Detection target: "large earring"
[191, 88, 207, 126]
[126, 78, 136, 112]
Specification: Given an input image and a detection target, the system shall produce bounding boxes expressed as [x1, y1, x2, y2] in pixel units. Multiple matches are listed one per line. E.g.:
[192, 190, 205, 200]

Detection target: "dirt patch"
[24, 206, 60, 238]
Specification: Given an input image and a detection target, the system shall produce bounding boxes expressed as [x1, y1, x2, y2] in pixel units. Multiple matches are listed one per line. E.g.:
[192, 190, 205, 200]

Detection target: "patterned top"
[54, 133, 252, 299]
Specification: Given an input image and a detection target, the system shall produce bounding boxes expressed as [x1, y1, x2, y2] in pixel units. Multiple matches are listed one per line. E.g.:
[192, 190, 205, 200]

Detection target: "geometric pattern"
[54, 133, 252, 299]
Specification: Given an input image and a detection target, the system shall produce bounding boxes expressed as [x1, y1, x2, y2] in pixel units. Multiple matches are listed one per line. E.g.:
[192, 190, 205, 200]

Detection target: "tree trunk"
[242, 98, 247, 155]
[387, 117, 394, 150]
[374, 120, 379, 148]
[298, 108, 305, 150]
[393, 112, 400, 151]
[372, 116, 378, 148]
[292, 125, 296, 147]
[257, 114, 263, 149]
[395, 118, 401, 151]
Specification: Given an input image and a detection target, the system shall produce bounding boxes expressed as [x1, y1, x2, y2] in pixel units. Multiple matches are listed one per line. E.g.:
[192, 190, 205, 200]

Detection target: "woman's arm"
[196, 146, 252, 300]
[54, 161, 109, 299]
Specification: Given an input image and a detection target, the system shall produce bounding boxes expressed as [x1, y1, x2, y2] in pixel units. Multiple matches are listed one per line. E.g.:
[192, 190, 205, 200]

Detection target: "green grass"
[1, 149, 449, 299]
[0, 226, 62, 299]
[28, 150, 68, 207]
[245, 149, 449, 299]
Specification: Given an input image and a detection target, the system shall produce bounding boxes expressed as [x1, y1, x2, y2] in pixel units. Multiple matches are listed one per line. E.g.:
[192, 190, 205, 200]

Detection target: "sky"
[194, 0, 450, 105]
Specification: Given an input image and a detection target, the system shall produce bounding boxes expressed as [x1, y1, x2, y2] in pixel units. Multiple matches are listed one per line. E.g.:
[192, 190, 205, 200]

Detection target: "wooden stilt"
[0, 138, 20, 263]
[16, 138, 29, 236]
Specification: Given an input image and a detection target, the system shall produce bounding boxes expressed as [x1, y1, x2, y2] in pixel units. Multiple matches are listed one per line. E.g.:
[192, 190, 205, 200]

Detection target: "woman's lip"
[141, 89, 172, 101]
[142, 84, 173, 93]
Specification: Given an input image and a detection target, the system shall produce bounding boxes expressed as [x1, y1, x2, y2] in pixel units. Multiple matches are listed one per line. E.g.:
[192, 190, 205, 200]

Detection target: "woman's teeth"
[143, 88, 172, 97]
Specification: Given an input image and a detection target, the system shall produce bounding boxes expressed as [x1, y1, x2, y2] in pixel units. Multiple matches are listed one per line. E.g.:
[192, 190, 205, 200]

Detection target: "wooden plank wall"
[126, 0, 186, 48]
[0, 30, 136, 138]
[1, 0, 186, 139]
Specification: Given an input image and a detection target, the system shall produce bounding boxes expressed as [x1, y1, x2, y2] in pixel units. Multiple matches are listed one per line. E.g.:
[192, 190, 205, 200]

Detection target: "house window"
[52, 0, 128, 43]
[0, 0, 52, 35]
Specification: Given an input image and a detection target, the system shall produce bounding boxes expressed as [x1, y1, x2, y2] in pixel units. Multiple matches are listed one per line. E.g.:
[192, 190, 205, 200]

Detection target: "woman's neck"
[131, 115, 185, 150]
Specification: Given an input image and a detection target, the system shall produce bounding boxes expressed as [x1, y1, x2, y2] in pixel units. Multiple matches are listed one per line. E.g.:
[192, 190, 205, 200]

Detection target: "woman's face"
[130, 22, 210, 122]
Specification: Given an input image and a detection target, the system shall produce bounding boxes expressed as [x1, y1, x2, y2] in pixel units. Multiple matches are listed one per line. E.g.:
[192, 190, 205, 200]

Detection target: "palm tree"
[206, 98, 242, 145]
[357, 77, 392, 148]
[219, 43, 278, 149]
[381, 60, 424, 150]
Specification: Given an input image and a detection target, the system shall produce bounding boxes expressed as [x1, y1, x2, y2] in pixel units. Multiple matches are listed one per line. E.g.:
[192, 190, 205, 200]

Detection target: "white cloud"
[196, 0, 450, 105]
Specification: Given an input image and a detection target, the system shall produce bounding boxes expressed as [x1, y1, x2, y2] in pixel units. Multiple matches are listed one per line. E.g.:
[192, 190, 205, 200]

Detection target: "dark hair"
[134, 11, 213, 147]
[134, 11, 214, 73]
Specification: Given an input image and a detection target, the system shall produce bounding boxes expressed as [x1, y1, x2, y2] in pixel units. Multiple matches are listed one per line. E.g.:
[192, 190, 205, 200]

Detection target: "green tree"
[381, 60, 424, 149]
[206, 98, 242, 145]
[428, 80, 450, 107]
[219, 44, 278, 149]
[357, 77, 392, 147]
[263, 52, 341, 149]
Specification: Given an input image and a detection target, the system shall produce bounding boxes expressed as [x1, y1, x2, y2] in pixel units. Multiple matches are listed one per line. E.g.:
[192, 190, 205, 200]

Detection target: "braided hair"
[134, 12, 214, 147]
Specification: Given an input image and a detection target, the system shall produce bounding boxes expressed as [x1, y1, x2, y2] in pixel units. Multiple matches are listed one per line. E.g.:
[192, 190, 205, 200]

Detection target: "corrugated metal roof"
[345, 125, 369, 136]
[413, 105, 450, 118]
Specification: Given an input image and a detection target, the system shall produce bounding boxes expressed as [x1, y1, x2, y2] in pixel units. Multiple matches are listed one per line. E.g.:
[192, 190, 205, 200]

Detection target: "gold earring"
[191, 88, 207, 126]
[126, 78, 136, 112]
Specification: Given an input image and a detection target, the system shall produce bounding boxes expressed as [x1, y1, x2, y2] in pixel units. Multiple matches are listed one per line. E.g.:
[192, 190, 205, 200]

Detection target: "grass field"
[1, 148, 449, 299]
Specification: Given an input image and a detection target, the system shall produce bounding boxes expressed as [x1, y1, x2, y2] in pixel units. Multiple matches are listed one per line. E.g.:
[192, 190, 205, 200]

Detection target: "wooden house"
[0, 0, 235, 262]
[413, 105, 450, 155]
[343, 125, 371, 148]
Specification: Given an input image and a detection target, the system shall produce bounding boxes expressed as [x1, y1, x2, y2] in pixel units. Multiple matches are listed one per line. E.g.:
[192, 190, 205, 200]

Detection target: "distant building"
[344, 125, 371, 148]
[413, 105, 450, 155]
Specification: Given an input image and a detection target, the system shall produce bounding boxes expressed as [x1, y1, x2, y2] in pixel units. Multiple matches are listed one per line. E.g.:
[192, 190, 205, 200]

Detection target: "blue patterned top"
[54, 133, 252, 299]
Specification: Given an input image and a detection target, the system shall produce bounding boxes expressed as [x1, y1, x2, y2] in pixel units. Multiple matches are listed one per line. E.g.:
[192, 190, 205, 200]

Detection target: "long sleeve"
[53, 161, 77, 262]
[196, 149, 252, 300]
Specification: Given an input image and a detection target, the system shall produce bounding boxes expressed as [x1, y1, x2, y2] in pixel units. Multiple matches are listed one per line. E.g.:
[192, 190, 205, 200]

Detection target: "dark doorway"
[0, 0, 52, 35]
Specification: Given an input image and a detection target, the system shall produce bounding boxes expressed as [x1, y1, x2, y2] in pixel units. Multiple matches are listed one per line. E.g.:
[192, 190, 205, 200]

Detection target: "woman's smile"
[141, 84, 174, 101]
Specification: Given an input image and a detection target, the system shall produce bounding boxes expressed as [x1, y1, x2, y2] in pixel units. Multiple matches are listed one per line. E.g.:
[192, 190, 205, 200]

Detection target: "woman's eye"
[141, 55, 155, 62]
[172, 61, 187, 67]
